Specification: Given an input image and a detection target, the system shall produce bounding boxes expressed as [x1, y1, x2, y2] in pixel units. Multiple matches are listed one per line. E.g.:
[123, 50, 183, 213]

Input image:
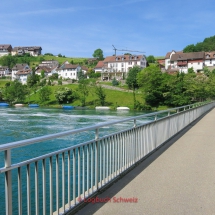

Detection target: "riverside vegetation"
[1, 63, 215, 110]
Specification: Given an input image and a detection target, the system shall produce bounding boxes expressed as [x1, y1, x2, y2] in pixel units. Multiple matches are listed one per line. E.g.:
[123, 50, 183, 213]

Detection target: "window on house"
[65, 73, 67, 76]
[210, 60, 212, 64]
[121, 63, 124, 67]
[121, 68, 124, 72]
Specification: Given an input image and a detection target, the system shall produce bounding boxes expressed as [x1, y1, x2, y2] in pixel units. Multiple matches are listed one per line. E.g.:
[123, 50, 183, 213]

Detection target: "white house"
[16, 69, 32, 84]
[0, 44, 12, 57]
[12, 64, 30, 81]
[11, 46, 42, 56]
[0, 66, 11, 77]
[56, 61, 81, 80]
[98, 54, 147, 81]
[165, 50, 205, 73]
[204, 51, 215, 67]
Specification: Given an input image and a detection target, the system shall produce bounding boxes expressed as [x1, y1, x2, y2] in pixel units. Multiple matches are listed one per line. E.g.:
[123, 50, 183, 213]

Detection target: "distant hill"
[183, 35, 215, 53]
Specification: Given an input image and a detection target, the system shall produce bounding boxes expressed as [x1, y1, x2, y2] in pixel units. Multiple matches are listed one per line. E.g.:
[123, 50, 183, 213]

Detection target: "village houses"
[95, 54, 147, 81]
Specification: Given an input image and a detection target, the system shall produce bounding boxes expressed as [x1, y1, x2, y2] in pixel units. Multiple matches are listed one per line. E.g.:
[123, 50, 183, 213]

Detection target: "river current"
[0, 107, 152, 214]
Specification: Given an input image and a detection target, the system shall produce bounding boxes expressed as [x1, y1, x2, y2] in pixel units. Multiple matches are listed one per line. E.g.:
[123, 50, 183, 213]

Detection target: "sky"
[1, 0, 215, 58]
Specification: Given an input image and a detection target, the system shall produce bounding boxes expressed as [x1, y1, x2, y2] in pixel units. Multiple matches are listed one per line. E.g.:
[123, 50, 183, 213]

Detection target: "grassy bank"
[26, 84, 144, 110]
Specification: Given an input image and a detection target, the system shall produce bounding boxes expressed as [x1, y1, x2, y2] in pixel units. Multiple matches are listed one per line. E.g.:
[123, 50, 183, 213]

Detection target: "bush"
[112, 78, 119, 86]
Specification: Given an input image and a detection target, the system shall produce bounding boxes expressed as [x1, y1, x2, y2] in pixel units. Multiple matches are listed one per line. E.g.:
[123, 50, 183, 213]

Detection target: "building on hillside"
[94, 61, 104, 73]
[56, 61, 82, 80]
[0, 66, 11, 77]
[16, 69, 32, 84]
[165, 50, 183, 70]
[11, 46, 42, 56]
[39, 60, 59, 68]
[35, 66, 53, 77]
[0, 44, 12, 57]
[165, 50, 205, 73]
[98, 54, 147, 81]
[12, 64, 30, 81]
[204, 51, 215, 67]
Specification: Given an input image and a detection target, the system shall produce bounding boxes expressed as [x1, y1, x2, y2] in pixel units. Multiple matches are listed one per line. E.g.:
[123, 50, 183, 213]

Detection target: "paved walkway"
[76, 108, 215, 215]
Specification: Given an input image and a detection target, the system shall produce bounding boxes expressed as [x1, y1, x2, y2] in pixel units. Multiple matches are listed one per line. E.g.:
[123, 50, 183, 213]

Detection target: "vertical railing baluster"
[18, 167, 22, 215]
[78, 148, 80, 200]
[62, 152, 65, 212]
[68, 151, 71, 209]
[49, 157, 53, 215]
[87, 144, 89, 196]
[35, 161, 39, 215]
[90, 143, 93, 193]
[56, 154, 59, 214]
[27, 164, 31, 215]
[82, 146, 85, 199]
[99, 140, 102, 188]
[4, 149, 12, 215]
[73, 149, 76, 205]
[42, 159, 46, 215]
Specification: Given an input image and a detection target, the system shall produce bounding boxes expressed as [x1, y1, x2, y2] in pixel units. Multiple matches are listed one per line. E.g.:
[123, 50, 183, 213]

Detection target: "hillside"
[183, 35, 215, 53]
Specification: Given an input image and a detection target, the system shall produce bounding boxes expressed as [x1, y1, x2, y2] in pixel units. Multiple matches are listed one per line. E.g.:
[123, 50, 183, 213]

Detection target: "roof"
[12, 64, 29, 70]
[16, 69, 32, 75]
[95, 61, 104, 68]
[165, 50, 183, 59]
[205, 51, 215, 59]
[0, 44, 12, 51]
[81, 66, 88, 71]
[170, 52, 205, 61]
[35, 66, 52, 73]
[103, 54, 144, 63]
[0, 66, 10, 71]
[12, 46, 42, 51]
[57, 64, 79, 70]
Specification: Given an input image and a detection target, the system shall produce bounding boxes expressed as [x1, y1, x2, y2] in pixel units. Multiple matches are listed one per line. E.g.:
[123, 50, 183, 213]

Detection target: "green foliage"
[126, 66, 141, 90]
[93, 48, 104, 60]
[77, 70, 86, 81]
[54, 87, 75, 104]
[183, 35, 215, 52]
[38, 86, 52, 103]
[58, 54, 62, 57]
[78, 80, 89, 106]
[146, 55, 156, 63]
[3, 80, 28, 104]
[41, 70, 45, 78]
[95, 85, 106, 106]
[49, 73, 58, 80]
[44, 53, 54, 56]
[27, 71, 40, 87]
[58, 79, 62, 85]
[203, 67, 211, 77]
[112, 77, 119, 86]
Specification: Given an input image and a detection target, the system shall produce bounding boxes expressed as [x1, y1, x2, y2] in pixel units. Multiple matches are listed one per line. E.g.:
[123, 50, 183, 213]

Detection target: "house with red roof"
[95, 54, 147, 81]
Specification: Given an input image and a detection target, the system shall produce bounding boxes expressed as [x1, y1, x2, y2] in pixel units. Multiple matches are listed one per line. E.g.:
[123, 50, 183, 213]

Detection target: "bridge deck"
[76, 108, 215, 215]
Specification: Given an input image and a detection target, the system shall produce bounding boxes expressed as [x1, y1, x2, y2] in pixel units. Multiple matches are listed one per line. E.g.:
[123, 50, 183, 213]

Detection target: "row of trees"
[183, 35, 215, 53]
[126, 65, 215, 109]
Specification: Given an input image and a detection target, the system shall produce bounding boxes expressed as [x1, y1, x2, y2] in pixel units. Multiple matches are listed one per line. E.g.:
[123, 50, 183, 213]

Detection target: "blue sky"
[1, 0, 215, 58]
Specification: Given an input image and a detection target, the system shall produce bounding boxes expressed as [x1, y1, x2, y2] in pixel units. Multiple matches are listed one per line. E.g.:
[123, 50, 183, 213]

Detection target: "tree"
[93, 48, 104, 60]
[77, 70, 86, 81]
[126, 66, 141, 109]
[41, 70, 45, 79]
[95, 85, 106, 106]
[3, 80, 28, 104]
[146, 55, 155, 63]
[27, 70, 40, 87]
[78, 80, 89, 106]
[54, 87, 75, 104]
[38, 86, 52, 103]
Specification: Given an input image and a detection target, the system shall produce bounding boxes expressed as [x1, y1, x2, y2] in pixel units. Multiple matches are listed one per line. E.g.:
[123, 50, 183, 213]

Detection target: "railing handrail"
[0, 102, 208, 151]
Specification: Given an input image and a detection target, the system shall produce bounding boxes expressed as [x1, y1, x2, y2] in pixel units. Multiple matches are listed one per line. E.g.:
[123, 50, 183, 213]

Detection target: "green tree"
[3, 80, 28, 104]
[126, 66, 141, 109]
[146, 55, 155, 63]
[41, 70, 45, 78]
[95, 85, 106, 106]
[27, 70, 40, 87]
[38, 86, 52, 103]
[93, 48, 104, 60]
[78, 80, 89, 106]
[54, 87, 75, 104]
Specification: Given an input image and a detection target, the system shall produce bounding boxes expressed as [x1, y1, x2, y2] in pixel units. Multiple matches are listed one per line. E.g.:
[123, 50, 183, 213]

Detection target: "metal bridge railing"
[0, 101, 214, 215]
